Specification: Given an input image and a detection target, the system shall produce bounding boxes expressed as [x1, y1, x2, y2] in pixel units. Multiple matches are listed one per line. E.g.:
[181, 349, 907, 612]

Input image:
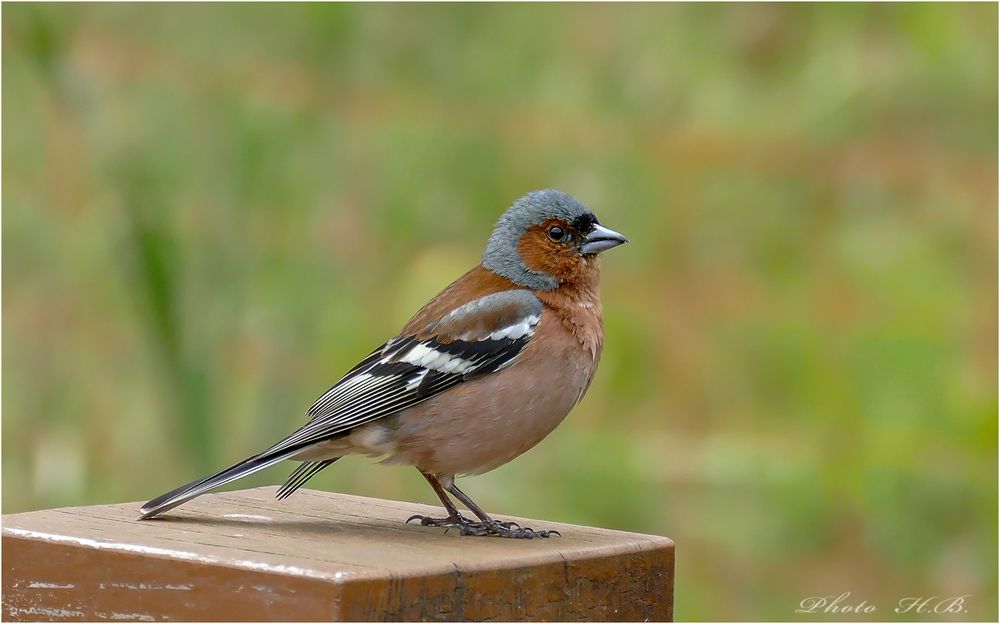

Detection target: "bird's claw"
[406, 514, 445, 526]
[487, 523, 560, 539]
[479, 518, 558, 538]
[405, 514, 558, 539]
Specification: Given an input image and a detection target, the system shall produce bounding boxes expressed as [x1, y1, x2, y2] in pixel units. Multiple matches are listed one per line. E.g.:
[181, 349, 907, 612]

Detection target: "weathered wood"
[2, 487, 674, 621]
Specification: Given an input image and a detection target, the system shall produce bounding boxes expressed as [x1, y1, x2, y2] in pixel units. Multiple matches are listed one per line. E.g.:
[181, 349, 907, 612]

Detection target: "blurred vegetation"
[2, 3, 996, 620]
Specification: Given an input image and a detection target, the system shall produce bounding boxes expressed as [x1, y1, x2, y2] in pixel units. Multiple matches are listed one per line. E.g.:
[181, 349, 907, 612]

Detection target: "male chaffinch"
[140, 189, 628, 538]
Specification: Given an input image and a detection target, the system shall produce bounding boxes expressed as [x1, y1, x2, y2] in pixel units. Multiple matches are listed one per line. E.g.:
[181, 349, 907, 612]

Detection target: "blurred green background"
[3, 3, 997, 620]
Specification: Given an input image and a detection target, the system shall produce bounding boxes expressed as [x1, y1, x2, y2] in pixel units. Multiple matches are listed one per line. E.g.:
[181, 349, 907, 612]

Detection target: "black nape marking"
[571, 213, 598, 234]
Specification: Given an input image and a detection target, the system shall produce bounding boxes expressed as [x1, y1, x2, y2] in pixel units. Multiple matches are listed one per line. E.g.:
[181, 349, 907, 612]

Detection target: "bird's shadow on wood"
[145, 514, 442, 539]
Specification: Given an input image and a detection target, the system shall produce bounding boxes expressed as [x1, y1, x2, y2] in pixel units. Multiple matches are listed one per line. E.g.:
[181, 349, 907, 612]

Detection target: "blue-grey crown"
[482, 189, 595, 291]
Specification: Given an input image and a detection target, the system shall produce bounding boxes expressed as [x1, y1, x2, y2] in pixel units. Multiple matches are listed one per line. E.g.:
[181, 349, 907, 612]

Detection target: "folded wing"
[265, 288, 544, 456]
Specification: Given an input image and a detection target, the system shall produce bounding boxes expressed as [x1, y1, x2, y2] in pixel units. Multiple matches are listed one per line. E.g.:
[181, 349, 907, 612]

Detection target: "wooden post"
[2, 487, 674, 621]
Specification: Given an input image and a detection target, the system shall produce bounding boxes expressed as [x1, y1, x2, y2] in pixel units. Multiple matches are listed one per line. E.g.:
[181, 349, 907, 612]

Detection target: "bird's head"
[482, 189, 628, 291]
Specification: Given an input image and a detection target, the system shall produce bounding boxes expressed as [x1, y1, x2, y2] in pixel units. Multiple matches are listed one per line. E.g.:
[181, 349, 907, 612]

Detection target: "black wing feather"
[266, 334, 536, 454]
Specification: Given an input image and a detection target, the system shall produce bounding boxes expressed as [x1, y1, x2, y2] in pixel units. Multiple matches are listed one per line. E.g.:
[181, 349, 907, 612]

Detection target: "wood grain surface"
[2, 487, 674, 621]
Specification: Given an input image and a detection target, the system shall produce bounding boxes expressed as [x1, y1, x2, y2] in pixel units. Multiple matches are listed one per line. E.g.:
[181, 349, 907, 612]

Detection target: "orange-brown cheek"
[518, 233, 583, 283]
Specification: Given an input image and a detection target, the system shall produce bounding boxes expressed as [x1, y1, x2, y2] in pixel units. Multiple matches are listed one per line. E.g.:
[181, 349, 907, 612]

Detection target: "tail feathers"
[138, 450, 298, 520]
[275, 458, 340, 501]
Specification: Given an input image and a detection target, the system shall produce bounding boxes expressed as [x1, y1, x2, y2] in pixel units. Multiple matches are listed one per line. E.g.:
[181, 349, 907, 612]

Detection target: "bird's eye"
[548, 226, 565, 241]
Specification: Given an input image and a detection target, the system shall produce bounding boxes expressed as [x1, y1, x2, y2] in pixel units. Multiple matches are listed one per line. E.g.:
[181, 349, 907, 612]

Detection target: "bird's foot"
[406, 514, 558, 539]
[483, 520, 560, 539]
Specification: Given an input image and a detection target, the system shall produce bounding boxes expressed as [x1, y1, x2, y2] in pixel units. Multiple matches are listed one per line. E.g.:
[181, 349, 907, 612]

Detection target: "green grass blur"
[2, 4, 996, 620]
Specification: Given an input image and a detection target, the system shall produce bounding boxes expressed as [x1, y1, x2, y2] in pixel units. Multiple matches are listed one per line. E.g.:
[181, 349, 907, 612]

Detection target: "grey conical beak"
[581, 223, 629, 255]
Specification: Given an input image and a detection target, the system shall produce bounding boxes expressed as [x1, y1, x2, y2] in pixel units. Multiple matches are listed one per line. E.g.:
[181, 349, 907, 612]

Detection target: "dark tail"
[275, 458, 340, 500]
[138, 449, 300, 520]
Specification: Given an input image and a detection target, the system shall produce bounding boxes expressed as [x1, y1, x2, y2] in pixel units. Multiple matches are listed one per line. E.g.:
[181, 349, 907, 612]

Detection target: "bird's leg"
[445, 482, 560, 539]
[405, 472, 559, 538]
[405, 471, 478, 529]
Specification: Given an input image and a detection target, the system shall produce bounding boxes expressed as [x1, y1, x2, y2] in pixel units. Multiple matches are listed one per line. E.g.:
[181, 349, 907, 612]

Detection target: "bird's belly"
[385, 335, 597, 476]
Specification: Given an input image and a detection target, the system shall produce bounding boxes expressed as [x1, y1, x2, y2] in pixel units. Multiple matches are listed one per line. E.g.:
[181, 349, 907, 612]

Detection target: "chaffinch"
[140, 189, 628, 538]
